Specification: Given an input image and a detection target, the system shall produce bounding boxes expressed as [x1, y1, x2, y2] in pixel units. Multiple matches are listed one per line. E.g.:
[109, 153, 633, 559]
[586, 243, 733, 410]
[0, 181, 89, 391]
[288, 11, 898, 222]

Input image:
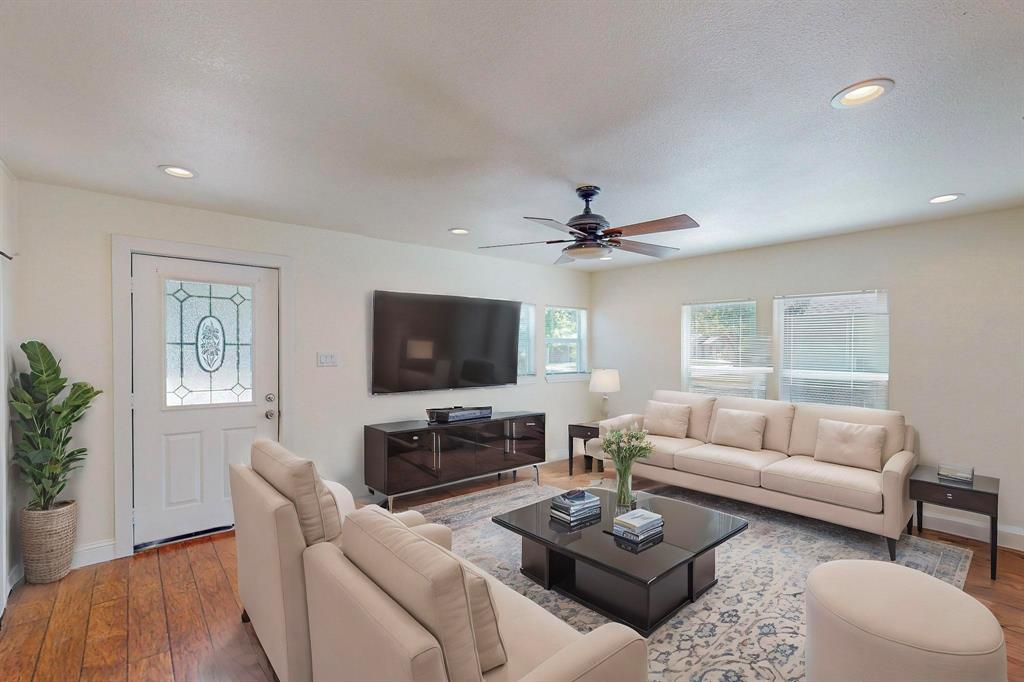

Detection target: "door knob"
[265, 409, 276, 420]
[265, 393, 276, 403]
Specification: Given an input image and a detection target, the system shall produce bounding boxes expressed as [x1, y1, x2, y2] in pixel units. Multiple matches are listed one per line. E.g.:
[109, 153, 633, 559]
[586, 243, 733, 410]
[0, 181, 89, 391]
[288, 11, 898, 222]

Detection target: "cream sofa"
[586, 391, 917, 559]
[304, 504, 648, 682]
[230, 439, 452, 682]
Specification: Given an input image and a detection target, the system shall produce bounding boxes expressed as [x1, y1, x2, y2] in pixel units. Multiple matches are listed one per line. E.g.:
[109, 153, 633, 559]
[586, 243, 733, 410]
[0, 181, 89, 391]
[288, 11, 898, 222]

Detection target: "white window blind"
[682, 300, 772, 398]
[776, 291, 890, 408]
[518, 303, 535, 376]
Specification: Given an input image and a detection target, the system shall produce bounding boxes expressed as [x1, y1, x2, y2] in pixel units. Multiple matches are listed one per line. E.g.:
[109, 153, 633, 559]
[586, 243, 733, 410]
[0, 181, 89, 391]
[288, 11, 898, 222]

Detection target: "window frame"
[773, 289, 891, 409]
[543, 305, 589, 378]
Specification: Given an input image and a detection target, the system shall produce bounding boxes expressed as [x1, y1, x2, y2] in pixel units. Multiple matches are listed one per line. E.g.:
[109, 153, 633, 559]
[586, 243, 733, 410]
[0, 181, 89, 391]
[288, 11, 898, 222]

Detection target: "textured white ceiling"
[1, 1, 1022, 270]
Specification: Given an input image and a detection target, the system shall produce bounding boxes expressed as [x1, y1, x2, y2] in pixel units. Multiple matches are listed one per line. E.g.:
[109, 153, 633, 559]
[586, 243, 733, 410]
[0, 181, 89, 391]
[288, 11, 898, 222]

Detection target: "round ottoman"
[805, 560, 1006, 682]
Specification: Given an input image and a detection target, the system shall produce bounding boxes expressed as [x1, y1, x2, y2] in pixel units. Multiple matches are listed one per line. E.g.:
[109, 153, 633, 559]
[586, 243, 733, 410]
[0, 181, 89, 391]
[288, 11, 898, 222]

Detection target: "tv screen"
[371, 291, 521, 394]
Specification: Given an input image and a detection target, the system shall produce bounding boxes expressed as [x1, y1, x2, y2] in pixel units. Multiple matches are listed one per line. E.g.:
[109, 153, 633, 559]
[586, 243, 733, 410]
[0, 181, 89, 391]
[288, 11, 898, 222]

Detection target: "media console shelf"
[365, 411, 546, 509]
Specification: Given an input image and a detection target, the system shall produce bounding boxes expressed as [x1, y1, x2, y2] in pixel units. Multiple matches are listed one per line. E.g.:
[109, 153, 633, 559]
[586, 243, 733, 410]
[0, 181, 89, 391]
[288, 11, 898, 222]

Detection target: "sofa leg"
[886, 537, 897, 561]
[241, 608, 250, 623]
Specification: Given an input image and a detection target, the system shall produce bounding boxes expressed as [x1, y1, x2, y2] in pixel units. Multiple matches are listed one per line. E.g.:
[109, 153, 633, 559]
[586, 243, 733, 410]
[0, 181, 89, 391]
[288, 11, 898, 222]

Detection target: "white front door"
[132, 254, 279, 548]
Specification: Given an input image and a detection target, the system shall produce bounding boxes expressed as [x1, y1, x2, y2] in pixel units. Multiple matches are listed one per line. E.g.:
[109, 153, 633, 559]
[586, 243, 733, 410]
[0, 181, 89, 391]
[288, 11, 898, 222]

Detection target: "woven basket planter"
[21, 501, 78, 584]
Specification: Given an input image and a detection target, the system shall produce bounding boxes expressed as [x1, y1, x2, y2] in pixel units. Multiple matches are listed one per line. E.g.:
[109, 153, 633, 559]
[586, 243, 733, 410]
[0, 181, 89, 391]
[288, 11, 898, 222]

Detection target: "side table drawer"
[910, 480, 997, 516]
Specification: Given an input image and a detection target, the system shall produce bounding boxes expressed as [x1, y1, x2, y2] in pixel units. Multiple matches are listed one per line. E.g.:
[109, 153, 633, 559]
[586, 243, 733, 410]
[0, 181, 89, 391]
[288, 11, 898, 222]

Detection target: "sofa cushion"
[674, 443, 788, 487]
[761, 456, 883, 513]
[342, 506, 484, 681]
[710, 408, 767, 451]
[651, 390, 717, 441]
[586, 435, 703, 464]
[814, 419, 886, 472]
[790, 403, 905, 464]
[643, 401, 690, 439]
[479, 571, 580, 682]
[711, 396, 796, 453]
[250, 439, 342, 546]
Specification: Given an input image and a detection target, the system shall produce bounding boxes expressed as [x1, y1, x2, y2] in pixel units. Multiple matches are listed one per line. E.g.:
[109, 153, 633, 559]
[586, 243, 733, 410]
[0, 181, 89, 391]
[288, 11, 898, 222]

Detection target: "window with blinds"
[518, 303, 535, 376]
[775, 291, 890, 408]
[682, 300, 772, 398]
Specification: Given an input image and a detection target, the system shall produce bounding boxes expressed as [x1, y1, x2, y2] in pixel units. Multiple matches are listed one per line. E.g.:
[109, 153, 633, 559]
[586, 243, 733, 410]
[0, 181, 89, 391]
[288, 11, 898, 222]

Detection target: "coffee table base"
[520, 537, 717, 637]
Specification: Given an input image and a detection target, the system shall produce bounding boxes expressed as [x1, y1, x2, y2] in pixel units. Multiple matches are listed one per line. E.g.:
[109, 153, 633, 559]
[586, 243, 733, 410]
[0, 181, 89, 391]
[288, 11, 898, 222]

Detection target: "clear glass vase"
[615, 464, 634, 508]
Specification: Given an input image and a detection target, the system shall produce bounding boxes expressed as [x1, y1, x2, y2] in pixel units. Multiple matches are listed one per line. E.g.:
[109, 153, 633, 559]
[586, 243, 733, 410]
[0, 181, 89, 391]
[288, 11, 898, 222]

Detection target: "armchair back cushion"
[790, 404, 905, 463]
[814, 419, 886, 472]
[710, 408, 767, 452]
[250, 438, 341, 546]
[711, 396, 795, 453]
[643, 401, 690, 439]
[342, 505, 484, 682]
[651, 390, 717, 441]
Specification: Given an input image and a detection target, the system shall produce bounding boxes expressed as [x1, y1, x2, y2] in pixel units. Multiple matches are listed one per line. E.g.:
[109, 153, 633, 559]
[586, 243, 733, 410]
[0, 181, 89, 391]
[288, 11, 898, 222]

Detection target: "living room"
[0, 2, 1021, 681]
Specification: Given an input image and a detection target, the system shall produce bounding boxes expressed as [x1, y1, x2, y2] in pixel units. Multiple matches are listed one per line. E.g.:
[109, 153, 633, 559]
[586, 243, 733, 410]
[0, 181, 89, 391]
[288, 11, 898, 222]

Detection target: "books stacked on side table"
[613, 508, 664, 551]
[550, 489, 601, 528]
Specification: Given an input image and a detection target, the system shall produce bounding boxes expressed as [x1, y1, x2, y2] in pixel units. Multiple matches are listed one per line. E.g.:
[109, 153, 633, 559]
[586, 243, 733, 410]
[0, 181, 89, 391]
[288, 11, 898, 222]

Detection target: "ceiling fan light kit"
[481, 184, 699, 265]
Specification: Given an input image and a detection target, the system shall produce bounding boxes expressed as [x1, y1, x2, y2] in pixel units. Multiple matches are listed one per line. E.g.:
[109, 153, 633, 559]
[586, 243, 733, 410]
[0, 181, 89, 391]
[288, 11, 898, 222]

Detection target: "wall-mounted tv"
[371, 291, 521, 394]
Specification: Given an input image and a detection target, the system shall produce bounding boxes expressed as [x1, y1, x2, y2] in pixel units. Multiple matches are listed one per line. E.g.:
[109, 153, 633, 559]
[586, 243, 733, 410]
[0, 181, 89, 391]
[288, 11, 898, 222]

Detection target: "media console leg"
[387, 495, 395, 512]
[512, 470, 517, 481]
[533, 465, 540, 485]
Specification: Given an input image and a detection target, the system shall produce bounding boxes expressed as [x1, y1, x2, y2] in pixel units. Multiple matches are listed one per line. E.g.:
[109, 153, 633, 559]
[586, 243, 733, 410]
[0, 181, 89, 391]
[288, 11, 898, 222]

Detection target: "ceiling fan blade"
[603, 214, 699, 238]
[478, 240, 574, 249]
[554, 252, 574, 265]
[612, 239, 679, 259]
[524, 217, 587, 237]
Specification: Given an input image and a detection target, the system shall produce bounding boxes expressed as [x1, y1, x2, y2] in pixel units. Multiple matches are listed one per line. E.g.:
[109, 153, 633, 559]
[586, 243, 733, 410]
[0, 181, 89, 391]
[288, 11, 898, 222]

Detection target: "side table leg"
[907, 517, 913, 536]
[991, 515, 998, 580]
[568, 434, 574, 477]
[916, 500, 923, 533]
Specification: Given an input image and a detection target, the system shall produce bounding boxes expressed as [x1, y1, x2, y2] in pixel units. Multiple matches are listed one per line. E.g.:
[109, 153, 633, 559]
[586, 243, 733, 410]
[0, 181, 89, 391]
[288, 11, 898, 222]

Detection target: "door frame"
[112, 235, 294, 558]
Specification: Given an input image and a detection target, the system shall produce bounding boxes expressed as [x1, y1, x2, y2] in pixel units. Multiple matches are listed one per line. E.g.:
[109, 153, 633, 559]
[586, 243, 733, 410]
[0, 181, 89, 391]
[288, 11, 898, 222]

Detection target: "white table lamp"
[589, 369, 620, 418]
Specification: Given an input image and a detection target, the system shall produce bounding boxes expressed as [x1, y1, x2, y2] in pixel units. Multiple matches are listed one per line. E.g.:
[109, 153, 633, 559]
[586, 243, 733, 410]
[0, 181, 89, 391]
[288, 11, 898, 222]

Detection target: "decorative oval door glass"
[165, 280, 254, 406]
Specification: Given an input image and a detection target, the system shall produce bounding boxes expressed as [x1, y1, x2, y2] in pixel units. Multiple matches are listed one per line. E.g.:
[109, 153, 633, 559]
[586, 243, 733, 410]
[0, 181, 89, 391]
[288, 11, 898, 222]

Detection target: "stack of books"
[549, 489, 601, 527]
[612, 508, 664, 550]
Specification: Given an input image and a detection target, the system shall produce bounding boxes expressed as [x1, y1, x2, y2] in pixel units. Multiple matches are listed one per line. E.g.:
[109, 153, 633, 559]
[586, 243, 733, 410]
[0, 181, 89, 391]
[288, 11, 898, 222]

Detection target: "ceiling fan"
[480, 185, 699, 264]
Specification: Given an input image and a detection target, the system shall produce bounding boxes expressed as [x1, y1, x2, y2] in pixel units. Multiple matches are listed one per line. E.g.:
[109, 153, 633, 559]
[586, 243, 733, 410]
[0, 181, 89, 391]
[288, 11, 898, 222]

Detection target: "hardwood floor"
[2, 457, 1022, 681]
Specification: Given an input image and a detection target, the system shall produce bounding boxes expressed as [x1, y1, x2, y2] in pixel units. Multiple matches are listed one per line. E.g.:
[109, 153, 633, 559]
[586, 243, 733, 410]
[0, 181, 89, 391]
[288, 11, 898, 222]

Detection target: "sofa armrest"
[519, 623, 647, 682]
[322, 479, 356, 521]
[410, 523, 453, 550]
[394, 510, 427, 527]
[598, 414, 644, 438]
[882, 450, 918, 539]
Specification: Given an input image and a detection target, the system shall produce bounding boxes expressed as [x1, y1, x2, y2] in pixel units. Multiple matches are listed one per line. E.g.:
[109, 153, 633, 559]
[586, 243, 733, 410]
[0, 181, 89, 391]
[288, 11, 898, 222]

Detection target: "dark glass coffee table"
[492, 487, 748, 636]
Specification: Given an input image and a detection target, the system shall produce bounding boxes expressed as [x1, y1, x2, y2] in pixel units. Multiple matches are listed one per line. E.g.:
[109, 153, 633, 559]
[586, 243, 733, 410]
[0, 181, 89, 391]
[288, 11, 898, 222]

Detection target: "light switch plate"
[316, 352, 338, 367]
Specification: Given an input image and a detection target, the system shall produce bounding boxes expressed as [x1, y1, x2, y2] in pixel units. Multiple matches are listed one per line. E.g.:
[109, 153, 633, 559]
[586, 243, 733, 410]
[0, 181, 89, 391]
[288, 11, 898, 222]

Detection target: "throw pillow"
[643, 401, 691, 439]
[814, 418, 887, 471]
[710, 408, 767, 451]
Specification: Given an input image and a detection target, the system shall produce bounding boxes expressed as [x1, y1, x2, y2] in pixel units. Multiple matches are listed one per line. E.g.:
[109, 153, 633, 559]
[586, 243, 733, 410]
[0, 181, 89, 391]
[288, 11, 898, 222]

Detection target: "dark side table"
[909, 465, 1000, 579]
[567, 422, 603, 476]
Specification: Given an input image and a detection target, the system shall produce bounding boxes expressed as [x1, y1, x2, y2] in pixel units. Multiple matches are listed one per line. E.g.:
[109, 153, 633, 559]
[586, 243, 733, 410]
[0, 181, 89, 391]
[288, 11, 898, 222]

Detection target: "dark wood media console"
[364, 411, 546, 508]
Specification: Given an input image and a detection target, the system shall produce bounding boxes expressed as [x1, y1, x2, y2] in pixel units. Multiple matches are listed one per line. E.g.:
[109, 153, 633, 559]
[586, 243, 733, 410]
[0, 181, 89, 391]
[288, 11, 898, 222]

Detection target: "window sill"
[545, 372, 591, 384]
[516, 374, 538, 385]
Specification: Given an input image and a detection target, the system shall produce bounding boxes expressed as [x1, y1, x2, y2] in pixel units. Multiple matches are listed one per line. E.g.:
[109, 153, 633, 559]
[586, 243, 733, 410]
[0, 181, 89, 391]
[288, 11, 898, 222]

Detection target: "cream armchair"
[230, 439, 451, 682]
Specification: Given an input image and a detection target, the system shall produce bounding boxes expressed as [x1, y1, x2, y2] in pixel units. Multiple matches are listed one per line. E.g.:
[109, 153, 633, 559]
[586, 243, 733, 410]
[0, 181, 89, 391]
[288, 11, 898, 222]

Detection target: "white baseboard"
[71, 539, 117, 568]
[8, 563, 23, 594]
[922, 508, 1024, 551]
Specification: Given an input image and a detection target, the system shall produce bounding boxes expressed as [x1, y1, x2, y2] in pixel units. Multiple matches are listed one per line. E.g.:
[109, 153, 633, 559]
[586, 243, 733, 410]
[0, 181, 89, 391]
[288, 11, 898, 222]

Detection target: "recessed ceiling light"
[159, 165, 196, 179]
[830, 78, 895, 109]
[929, 193, 964, 204]
[599, 256, 613, 261]
[448, 228, 470, 235]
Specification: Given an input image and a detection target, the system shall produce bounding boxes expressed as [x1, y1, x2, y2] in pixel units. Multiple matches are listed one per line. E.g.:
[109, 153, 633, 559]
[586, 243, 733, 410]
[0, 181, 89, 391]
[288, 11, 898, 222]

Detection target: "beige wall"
[591, 206, 1024, 543]
[14, 181, 598, 560]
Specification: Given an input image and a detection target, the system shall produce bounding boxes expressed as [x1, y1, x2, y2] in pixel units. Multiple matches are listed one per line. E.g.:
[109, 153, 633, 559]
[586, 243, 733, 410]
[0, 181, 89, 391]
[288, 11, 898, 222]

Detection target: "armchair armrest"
[882, 450, 918, 539]
[598, 414, 644, 438]
[410, 523, 453, 550]
[520, 623, 647, 682]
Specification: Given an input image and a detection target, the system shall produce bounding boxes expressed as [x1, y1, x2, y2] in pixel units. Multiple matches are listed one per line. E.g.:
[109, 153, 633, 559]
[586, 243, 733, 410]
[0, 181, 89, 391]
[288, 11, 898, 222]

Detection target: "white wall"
[591, 206, 1024, 546]
[14, 181, 598, 564]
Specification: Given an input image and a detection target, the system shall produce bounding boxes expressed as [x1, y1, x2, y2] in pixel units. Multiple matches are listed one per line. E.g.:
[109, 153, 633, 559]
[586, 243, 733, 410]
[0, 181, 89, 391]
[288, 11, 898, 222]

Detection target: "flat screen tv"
[371, 291, 521, 394]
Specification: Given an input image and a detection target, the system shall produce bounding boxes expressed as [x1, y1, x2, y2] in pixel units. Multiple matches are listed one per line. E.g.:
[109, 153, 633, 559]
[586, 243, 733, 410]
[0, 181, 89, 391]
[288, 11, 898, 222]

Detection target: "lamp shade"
[589, 368, 620, 394]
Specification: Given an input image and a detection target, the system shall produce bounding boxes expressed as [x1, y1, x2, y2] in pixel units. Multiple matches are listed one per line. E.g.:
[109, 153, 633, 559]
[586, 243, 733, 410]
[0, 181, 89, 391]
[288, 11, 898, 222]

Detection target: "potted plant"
[10, 341, 101, 583]
[602, 429, 654, 508]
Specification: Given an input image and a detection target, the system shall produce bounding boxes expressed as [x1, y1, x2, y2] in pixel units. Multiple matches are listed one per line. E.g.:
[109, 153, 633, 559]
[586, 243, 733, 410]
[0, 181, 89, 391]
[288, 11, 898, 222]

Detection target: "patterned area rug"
[413, 480, 972, 682]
